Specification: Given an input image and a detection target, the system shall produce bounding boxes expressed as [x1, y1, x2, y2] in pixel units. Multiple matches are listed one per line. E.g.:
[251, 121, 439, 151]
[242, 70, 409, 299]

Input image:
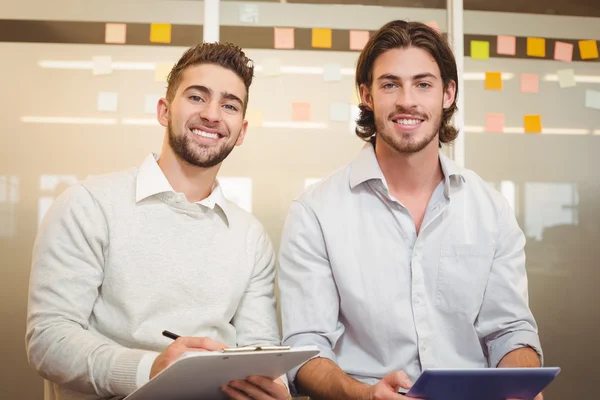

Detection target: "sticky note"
[330, 103, 349, 122]
[105, 23, 126, 44]
[579, 40, 599, 60]
[292, 102, 311, 122]
[155, 63, 173, 82]
[485, 72, 503, 90]
[274, 27, 294, 49]
[150, 23, 171, 43]
[497, 35, 516, 55]
[312, 28, 332, 49]
[527, 37, 546, 57]
[557, 69, 576, 88]
[323, 64, 341, 82]
[520, 74, 539, 94]
[425, 20, 440, 33]
[92, 56, 112, 75]
[470, 41, 490, 60]
[97, 92, 118, 112]
[554, 42, 573, 62]
[262, 58, 281, 77]
[350, 30, 370, 51]
[524, 115, 542, 133]
[486, 114, 505, 133]
[238, 4, 260, 24]
[144, 94, 162, 114]
[245, 110, 263, 127]
[585, 90, 600, 110]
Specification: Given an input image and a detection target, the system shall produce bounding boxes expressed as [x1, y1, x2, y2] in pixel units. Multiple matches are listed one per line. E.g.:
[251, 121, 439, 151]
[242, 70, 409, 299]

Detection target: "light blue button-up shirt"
[277, 143, 542, 392]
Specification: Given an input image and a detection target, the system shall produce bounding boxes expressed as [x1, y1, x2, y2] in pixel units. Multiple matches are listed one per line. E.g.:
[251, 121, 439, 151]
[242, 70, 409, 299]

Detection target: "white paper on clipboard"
[125, 346, 319, 400]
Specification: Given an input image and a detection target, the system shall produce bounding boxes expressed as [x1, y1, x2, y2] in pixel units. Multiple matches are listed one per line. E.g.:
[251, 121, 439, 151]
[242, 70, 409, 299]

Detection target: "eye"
[223, 104, 239, 112]
[382, 82, 397, 89]
[417, 82, 432, 89]
[189, 95, 204, 102]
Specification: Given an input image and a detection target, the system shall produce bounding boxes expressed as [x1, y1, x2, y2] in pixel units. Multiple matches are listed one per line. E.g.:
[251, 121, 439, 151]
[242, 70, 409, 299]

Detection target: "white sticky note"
[557, 69, 576, 88]
[330, 102, 349, 122]
[92, 56, 112, 75]
[97, 92, 118, 112]
[145, 94, 162, 114]
[239, 4, 259, 24]
[262, 58, 281, 77]
[585, 90, 600, 110]
[218, 177, 252, 212]
[349, 104, 361, 134]
[323, 64, 342, 82]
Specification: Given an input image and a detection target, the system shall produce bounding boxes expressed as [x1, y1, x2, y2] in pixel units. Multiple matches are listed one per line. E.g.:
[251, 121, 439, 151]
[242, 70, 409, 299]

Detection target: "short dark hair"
[166, 42, 254, 114]
[354, 20, 459, 145]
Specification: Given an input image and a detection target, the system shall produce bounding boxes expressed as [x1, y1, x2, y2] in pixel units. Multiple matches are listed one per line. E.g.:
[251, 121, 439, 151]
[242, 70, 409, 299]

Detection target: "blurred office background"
[1, 0, 598, 398]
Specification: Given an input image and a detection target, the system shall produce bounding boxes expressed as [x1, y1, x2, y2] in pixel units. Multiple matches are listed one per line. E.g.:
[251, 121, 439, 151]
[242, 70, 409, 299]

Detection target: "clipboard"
[125, 346, 319, 400]
[406, 367, 560, 400]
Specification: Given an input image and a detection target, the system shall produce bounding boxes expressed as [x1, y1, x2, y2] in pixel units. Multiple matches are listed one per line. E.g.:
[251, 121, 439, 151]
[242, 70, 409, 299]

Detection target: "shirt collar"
[349, 142, 466, 196]
[135, 153, 231, 222]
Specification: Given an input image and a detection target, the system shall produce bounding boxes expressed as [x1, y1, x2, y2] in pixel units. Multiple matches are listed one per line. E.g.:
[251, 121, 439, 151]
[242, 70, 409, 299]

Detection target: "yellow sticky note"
[579, 40, 599, 60]
[312, 28, 332, 49]
[527, 37, 546, 57]
[485, 72, 503, 91]
[470, 41, 490, 60]
[245, 110, 263, 127]
[524, 115, 542, 134]
[150, 23, 172, 43]
[155, 63, 174, 82]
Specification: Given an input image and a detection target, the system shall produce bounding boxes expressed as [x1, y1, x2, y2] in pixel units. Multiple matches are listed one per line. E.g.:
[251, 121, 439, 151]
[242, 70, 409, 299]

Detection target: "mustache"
[387, 107, 428, 120]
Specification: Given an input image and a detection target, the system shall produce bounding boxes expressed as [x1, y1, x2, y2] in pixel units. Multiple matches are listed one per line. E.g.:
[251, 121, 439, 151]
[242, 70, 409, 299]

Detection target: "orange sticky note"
[497, 35, 516, 55]
[527, 37, 546, 57]
[349, 30, 369, 51]
[485, 72, 503, 90]
[520, 74, 539, 94]
[105, 23, 126, 44]
[554, 42, 573, 62]
[470, 40, 490, 60]
[312, 28, 332, 49]
[292, 102, 311, 122]
[486, 114, 505, 133]
[579, 40, 599, 60]
[150, 23, 172, 43]
[274, 27, 294, 49]
[524, 115, 542, 133]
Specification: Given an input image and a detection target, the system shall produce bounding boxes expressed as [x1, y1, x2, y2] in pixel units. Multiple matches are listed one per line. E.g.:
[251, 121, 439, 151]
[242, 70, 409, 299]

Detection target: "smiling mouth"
[190, 128, 222, 139]
[392, 118, 424, 126]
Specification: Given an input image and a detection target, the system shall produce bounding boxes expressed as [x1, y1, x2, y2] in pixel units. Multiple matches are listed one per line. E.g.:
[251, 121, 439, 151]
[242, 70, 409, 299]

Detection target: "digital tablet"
[125, 346, 319, 400]
[405, 367, 560, 400]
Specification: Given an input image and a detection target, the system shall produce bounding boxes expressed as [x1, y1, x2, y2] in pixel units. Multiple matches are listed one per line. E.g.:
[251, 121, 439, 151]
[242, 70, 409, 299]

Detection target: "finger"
[384, 371, 413, 390]
[175, 336, 227, 351]
[221, 384, 252, 400]
[229, 379, 271, 400]
[246, 376, 288, 398]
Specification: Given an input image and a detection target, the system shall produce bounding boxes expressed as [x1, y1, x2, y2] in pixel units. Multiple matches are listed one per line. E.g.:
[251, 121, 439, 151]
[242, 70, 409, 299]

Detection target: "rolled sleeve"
[277, 200, 344, 394]
[476, 198, 543, 367]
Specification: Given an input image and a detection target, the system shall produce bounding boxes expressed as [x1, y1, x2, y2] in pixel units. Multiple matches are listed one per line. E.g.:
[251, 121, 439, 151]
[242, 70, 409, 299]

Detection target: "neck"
[374, 137, 444, 196]
[157, 141, 220, 203]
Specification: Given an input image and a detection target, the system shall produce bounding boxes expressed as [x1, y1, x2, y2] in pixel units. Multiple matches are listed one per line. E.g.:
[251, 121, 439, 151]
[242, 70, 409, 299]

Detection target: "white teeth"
[191, 129, 219, 139]
[394, 119, 421, 125]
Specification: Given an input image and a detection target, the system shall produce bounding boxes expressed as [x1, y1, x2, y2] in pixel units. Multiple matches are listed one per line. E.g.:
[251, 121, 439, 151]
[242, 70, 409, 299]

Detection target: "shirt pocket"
[435, 244, 495, 317]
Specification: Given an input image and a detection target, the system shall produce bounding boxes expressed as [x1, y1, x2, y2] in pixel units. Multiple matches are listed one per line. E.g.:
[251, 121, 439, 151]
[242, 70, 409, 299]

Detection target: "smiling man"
[277, 20, 543, 400]
[26, 43, 289, 400]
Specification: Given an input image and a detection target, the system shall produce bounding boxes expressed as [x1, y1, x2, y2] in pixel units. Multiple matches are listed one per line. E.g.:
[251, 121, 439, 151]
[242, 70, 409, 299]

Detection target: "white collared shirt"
[278, 143, 542, 392]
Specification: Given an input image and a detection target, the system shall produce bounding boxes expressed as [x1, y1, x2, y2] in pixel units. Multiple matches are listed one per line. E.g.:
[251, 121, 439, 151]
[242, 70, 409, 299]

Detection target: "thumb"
[176, 336, 227, 351]
[383, 371, 413, 391]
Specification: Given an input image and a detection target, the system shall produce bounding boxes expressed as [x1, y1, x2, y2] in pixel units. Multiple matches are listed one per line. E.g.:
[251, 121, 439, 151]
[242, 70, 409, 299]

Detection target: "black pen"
[162, 330, 180, 340]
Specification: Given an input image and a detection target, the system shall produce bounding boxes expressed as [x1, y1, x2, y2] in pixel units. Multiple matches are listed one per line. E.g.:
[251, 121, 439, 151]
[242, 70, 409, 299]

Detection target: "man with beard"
[277, 20, 543, 400]
[26, 43, 290, 400]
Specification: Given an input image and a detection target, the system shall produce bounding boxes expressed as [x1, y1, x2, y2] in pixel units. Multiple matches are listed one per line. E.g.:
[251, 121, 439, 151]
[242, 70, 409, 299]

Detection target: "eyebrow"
[183, 85, 245, 108]
[376, 73, 438, 82]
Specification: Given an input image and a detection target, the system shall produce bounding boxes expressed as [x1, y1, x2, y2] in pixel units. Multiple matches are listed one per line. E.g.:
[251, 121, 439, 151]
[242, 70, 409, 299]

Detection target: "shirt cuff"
[135, 352, 160, 388]
[488, 330, 543, 368]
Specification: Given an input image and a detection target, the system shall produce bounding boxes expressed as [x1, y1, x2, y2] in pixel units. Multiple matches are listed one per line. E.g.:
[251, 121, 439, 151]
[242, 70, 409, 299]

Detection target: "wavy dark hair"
[354, 20, 458, 145]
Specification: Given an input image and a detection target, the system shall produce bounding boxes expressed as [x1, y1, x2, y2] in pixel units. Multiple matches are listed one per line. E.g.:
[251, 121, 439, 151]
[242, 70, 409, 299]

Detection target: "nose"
[395, 87, 417, 109]
[199, 100, 221, 124]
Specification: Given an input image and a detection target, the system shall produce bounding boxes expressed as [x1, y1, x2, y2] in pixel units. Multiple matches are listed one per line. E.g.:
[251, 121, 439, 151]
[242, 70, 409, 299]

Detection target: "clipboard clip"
[221, 345, 291, 353]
